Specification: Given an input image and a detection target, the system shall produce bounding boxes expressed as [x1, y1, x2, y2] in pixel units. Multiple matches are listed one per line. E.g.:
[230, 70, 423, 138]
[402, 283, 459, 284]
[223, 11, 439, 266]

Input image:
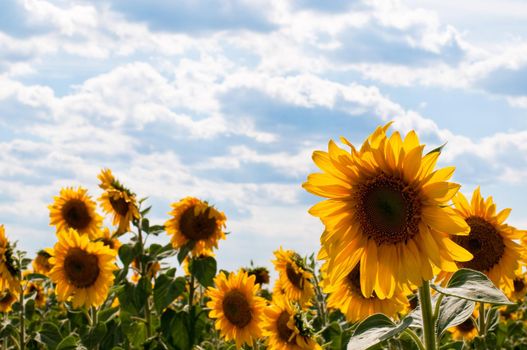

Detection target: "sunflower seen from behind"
[49, 187, 102, 240]
[303, 124, 472, 298]
[25, 281, 46, 308]
[0, 225, 20, 292]
[32, 249, 53, 276]
[206, 270, 266, 349]
[98, 169, 140, 235]
[49, 228, 117, 308]
[165, 197, 226, 256]
[273, 248, 314, 307]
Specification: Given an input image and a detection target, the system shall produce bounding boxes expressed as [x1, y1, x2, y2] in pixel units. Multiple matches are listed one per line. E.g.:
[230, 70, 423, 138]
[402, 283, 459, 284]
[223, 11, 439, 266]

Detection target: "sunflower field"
[1, 123, 527, 350]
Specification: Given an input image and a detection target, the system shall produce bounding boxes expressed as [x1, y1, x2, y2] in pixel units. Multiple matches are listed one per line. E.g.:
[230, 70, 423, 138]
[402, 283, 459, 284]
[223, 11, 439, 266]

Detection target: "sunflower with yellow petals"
[165, 197, 226, 256]
[206, 270, 266, 349]
[32, 249, 53, 275]
[273, 248, 314, 307]
[263, 295, 321, 350]
[303, 123, 472, 298]
[508, 272, 527, 302]
[0, 289, 18, 313]
[48, 228, 117, 308]
[49, 187, 102, 239]
[96, 227, 122, 252]
[438, 187, 525, 291]
[98, 169, 140, 234]
[448, 317, 478, 341]
[0, 225, 20, 292]
[25, 281, 46, 308]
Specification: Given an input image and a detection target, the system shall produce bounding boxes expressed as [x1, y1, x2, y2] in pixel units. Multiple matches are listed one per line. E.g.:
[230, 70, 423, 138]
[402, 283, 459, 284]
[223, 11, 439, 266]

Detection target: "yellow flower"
[95, 227, 122, 252]
[263, 295, 321, 350]
[98, 169, 140, 234]
[0, 289, 18, 313]
[131, 258, 160, 283]
[243, 266, 271, 286]
[438, 187, 525, 291]
[272, 248, 314, 307]
[206, 270, 266, 349]
[165, 197, 226, 256]
[32, 249, 54, 275]
[303, 124, 472, 298]
[49, 228, 117, 308]
[25, 281, 46, 308]
[508, 273, 527, 302]
[49, 187, 102, 239]
[0, 225, 20, 292]
[448, 317, 478, 341]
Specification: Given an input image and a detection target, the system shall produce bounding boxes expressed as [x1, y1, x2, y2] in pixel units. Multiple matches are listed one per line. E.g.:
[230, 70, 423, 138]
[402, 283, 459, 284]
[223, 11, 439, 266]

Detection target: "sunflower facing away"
[49, 187, 102, 239]
[438, 187, 525, 291]
[25, 281, 46, 308]
[448, 316, 478, 341]
[0, 289, 18, 313]
[263, 295, 321, 350]
[0, 225, 20, 292]
[49, 228, 117, 308]
[32, 249, 54, 275]
[273, 248, 314, 307]
[303, 123, 472, 298]
[165, 197, 227, 256]
[98, 169, 140, 234]
[206, 270, 266, 349]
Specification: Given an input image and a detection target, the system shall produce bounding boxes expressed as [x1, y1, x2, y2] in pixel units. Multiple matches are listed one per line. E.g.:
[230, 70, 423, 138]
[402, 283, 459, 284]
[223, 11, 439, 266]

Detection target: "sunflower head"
[165, 197, 227, 256]
[32, 249, 53, 275]
[448, 317, 478, 341]
[244, 266, 271, 286]
[206, 270, 266, 349]
[273, 247, 314, 307]
[25, 281, 46, 308]
[95, 227, 122, 252]
[304, 124, 472, 298]
[48, 228, 117, 308]
[98, 169, 140, 235]
[0, 289, 18, 313]
[263, 295, 321, 350]
[0, 225, 20, 292]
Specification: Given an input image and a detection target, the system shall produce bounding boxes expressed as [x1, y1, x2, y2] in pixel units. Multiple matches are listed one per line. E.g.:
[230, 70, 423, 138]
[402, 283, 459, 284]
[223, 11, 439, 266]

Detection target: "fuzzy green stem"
[137, 219, 152, 338]
[403, 329, 425, 350]
[3, 313, 8, 350]
[418, 280, 437, 350]
[478, 302, 486, 336]
[19, 286, 24, 350]
[311, 265, 328, 327]
[188, 261, 196, 348]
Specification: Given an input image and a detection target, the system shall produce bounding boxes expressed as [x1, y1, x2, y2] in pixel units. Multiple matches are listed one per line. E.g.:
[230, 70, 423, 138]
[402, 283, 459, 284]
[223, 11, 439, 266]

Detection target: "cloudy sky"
[1, 0, 526, 274]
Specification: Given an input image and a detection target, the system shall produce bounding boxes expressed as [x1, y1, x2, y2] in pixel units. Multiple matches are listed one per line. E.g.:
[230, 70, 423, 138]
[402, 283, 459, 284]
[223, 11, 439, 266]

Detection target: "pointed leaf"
[347, 314, 413, 350]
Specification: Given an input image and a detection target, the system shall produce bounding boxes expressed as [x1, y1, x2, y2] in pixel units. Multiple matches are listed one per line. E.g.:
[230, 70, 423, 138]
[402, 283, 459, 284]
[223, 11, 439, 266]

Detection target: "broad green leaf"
[439, 341, 464, 350]
[432, 268, 513, 305]
[82, 322, 107, 348]
[160, 308, 189, 350]
[189, 256, 217, 287]
[154, 272, 186, 313]
[118, 243, 138, 267]
[436, 296, 475, 336]
[56, 335, 78, 350]
[38, 322, 62, 350]
[347, 314, 413, 350]
[122, 321, 147, 348]
[24, 273, 48, 281]
[177, 241, 195, 264]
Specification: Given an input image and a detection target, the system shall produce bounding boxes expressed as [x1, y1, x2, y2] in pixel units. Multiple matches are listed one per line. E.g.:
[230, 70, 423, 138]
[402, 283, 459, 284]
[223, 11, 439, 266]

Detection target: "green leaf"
[426, 142, 447, 155]
[148, 225, 165, 236]
[118, 243, 137, 267]
[56, 335, 78, 350]
[141, 218, 150, 232]
[154, 272, 186, 313]
[436, 296, 475, 336]
[160, 309, 189, 350]
[83, 322, 107, 348]
[439, 341, 464, 350]
[177, 241, 195, 264]
[347, 314, 413, 350]
[189, 256, 217, 287]
[432, 268, 513, 305]
[24, 273, 48, 281]
[38, 322, 62, 350]
[122, 321, 147, 348]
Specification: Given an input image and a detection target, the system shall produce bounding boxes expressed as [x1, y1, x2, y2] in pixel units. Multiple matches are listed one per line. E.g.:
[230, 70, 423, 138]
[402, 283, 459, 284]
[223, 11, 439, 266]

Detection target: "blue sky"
[1, 0, 526, 274]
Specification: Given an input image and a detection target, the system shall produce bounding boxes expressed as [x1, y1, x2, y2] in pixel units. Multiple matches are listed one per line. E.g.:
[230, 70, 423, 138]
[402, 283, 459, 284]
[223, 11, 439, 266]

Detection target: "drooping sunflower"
[303, 124, 472, 298]
[25, 281, 46, 308]
[32, 249, 54, 275]
[437, 187, 525, 291]
[95, 227, 122, 252]
[49, 187, 102, 239]
[98, 169, 140, 234]
[263, 295, 321, 350]
[0, 225, 20, 292]
[273, 248, 314, 307]
[323, 263, 408, 322]
[448, 317, 478, 341]
[206, 270, 266, 349]
[48, 228, 117, 308]
[0, 289, 18, 313]
[165, 197, 227, 256]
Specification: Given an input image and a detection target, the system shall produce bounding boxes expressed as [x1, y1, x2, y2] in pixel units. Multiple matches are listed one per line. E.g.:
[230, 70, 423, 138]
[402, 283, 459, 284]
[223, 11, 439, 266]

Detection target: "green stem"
[432, 294, 444, 324]
[188, 262, 196, 348]
[18, 255, 24, 350]
[137, 218, 152, 338]
[404, 329, 425, 350]
[3, 313, 8, 350]
[418, 280, 437, 350]
[311, 264, 328, 327]
[478, 302, 486, 336]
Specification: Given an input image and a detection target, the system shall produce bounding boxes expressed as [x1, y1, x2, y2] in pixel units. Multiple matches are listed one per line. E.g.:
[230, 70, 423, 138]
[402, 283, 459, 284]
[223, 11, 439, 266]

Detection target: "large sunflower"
[0, 225, 20, 292]
[48, 228, 117, 308]
[98, 169, 140, 234]
[49, 187, 102, 239]
[272, 248, 314, 307]
[303, 124, 472, 298]
[438, 188, 524, 291]
[165, 197, 226, 256]
[32, 249, 54, 275]
[206, 270, 266, 349]
[263, 295, 321, 350]
[323, 262, 408, 322]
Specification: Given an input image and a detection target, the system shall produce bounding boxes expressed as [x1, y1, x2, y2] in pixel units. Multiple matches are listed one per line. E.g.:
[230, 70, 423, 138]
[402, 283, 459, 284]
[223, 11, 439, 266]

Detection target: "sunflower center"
[179, 206, 217, 241]
[0, 290, 13, 303]
[346, 265, 377, 299]
[357, 174, 421, 245]
[285, 263, 304, 290]
[514, 279, 525, 292]
[63, 248, 100, 288]
[453, 216, 505, 272]
[110, 197, 129, 216]
[222, 290, 252, 328]
[101, 238, 115, 250]
[456, 318, 475, 333]
[61, 199, 92, 230]
[277, 311, 294, 343]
